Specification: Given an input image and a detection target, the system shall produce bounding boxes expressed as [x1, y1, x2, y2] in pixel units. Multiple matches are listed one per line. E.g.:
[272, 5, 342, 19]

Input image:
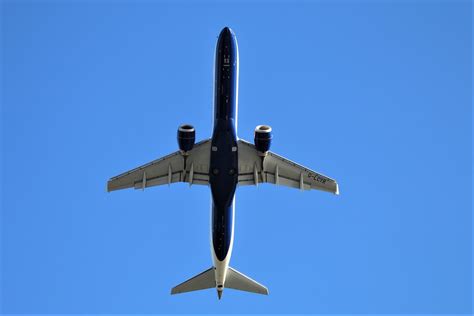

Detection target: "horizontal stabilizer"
[171, 267, 215, 295]
[225, 267, 269, 295]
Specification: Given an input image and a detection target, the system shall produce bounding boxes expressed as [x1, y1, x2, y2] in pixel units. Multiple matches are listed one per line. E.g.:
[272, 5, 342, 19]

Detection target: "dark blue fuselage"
[210, 27, 238, 262]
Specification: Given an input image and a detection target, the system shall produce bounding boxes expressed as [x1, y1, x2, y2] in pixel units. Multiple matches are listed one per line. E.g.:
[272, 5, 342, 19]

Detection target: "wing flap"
[237, 139, 339, 194]
[107, 139, 211, 191]
[264, 151, 339, 193]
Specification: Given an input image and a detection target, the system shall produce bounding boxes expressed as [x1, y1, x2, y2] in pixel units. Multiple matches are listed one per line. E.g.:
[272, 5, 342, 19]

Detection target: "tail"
[171, 267, 215, 295]
[171, 266, 269, 297]
[226, 267, 268, 295]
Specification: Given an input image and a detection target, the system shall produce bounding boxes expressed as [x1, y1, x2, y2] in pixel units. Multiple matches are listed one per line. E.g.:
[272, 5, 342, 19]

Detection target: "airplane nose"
[220, 27, 233, 37]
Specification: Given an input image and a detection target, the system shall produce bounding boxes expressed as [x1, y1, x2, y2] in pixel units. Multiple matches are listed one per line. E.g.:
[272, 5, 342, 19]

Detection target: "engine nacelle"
[177, 124, 195, 153]
[254, 125, 272, 155]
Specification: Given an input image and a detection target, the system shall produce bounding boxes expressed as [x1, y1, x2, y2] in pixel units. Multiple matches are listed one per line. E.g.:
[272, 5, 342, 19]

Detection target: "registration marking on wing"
[308, 172, 328, 184]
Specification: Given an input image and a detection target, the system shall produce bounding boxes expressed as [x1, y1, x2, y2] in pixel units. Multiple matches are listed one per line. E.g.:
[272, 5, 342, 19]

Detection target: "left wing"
[237, 139, 339, 194]
[107, 139, 211, 192]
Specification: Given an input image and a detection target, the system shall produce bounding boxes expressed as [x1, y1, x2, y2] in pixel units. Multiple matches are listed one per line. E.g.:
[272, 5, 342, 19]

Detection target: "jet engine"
[254, 125, 272, 155]
[177, 124, 195, 153]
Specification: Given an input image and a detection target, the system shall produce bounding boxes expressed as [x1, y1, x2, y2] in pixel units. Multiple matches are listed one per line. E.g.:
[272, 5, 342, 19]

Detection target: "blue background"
[1, 0, 471, 314]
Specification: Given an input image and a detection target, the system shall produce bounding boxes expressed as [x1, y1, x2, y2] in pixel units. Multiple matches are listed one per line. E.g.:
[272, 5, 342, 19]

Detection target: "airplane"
[107, 27, 339, 299]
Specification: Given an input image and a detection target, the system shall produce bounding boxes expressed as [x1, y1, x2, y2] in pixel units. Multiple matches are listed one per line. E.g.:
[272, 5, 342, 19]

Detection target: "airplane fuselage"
[209, 27, 239, 293]
[107, 26, 339, 299]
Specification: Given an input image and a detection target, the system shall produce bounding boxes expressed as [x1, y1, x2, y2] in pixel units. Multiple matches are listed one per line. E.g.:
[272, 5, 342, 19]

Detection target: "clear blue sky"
[1, 0, 471, 314]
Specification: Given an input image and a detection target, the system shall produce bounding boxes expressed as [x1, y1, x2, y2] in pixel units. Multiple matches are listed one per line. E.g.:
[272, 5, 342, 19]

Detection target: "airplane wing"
[237, 139, 339, 194]
[107, 139, 211, 192]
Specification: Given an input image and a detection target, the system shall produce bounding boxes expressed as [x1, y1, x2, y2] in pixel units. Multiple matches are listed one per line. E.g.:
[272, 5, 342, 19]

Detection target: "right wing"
[237, 139, 339, 194]
[107, 139, 211, 192]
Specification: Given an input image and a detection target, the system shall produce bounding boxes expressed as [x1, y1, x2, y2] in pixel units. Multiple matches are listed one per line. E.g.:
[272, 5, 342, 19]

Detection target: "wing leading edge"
[237, 139, 339, 194]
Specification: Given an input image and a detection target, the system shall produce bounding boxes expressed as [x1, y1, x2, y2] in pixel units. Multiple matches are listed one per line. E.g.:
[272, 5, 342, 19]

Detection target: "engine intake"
[254, 125, 272, 155]
[177, 124, 195, 153]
